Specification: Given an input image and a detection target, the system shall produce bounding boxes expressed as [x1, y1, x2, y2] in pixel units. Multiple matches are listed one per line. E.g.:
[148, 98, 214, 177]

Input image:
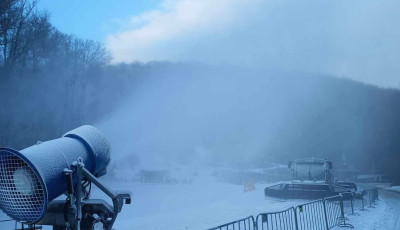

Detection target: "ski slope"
[94, 176, 303, 230]
[92, 173, 399, 230]
[1, 175, 399, 230]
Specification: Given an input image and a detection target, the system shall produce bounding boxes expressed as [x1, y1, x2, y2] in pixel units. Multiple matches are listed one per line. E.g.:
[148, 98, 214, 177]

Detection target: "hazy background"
[1, 0, 400, 183]
[105, 0, 400, 89]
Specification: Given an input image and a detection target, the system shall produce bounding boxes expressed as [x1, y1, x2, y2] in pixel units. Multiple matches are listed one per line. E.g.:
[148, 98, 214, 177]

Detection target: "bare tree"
[17, 11, 51, 69]
[0, 0, 38, 69]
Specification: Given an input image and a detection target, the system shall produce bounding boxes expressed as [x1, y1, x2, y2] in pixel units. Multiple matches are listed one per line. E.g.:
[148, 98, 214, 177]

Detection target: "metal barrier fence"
[340, 192, 357, 216]
[324, 194, 353, 229]
[366, 188, 379, 206]
[256, 207, 297, 230]
[207, 216, 256, 230]
[295, 200, 326, 230]
[335, 188, 380, 216]
[324, 195, 342, 229]
[352, 190, 366, 212]
[351, 188, 379, 211]
[207, 188, 381, 230]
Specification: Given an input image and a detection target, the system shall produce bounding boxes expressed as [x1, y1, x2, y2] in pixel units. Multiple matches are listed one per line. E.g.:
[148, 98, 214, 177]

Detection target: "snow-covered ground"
[0, 171, 298, 230]
[0, 211, 15, 230]
[96, 175, 301, 230]
[93, 178, 400, 230]
[389, 186, 400, 192]
[1, 175, 400, 230]
[349, 190, 400, 229]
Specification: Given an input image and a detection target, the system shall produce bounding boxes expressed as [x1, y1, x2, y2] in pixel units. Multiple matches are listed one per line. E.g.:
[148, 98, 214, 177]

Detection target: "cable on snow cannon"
[0, 125, 131, 230]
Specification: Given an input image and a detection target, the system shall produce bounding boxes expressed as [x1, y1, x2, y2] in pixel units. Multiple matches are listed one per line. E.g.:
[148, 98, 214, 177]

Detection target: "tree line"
[0, 0, 110, 72]
[1, 0, 400, 184]
[0, 0, 157, 150]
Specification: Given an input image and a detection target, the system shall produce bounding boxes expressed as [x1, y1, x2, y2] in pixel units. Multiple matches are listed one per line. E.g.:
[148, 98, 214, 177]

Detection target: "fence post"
[350, 193, 355, 215]
[361, 196, 365, 211]
[368, 190, 372, 207]
[340, 197, 345, 220]
[322, 199, 329, 230]
[252, 215, 257, 230]
[373, 190, 376, 204]
[338, 195, 354, 228]
[293, 207, 299, 230]
[347, 192, 359, 216]
[376, 188, 379, 200]
[373, 188, 378, 203]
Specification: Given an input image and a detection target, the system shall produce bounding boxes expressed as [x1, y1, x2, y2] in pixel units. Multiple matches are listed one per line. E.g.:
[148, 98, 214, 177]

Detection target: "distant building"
[333, 165, 359, 182]
[140, 170, 171, 183]
[355, 174, 391, 183]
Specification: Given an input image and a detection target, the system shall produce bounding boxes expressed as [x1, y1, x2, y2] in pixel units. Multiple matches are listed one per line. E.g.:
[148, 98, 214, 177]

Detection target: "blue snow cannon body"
[0, 125, 110, 223]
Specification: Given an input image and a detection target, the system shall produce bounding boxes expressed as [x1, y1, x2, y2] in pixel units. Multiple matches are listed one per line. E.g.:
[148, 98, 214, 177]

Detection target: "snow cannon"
[0, 125, 129, 229]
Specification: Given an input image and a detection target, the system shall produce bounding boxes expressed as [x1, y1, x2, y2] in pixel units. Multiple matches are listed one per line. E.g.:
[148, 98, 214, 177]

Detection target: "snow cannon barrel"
[0, 125, 110, 224]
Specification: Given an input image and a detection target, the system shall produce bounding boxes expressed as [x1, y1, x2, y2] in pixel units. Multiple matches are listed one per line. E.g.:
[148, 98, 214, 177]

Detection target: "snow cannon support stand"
[20, 158, 131, 230]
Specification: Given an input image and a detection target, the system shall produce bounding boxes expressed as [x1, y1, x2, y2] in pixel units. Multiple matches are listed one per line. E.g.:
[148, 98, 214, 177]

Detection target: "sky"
[38, 0, 400, 89]
[37, 0, 161, 42]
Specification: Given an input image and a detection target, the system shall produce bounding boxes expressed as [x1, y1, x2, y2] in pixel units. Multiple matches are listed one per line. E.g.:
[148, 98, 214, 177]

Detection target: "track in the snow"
[380, 190, 400, 229]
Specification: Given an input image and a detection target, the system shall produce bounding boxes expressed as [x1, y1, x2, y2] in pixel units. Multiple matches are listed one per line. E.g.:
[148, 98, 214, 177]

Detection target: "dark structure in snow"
[141, 170, 171, 183]
[265, 158, 356, 199]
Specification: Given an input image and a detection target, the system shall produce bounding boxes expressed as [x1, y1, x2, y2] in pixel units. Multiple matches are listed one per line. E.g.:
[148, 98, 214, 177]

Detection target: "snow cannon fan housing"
[0, 125, 110, 224]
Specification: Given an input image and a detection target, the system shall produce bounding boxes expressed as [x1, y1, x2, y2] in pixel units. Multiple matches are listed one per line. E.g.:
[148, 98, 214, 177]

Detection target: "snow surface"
[91, 174, 400, 230]
[349, 190, 400, 229]
[0, 210, 15, 230]
[95, 176, 302, 230]
[1, 175, 399, 230]
[389, 186, 400, 192]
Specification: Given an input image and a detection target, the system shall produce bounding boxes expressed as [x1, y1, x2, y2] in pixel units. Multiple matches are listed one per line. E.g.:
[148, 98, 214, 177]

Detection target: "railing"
[366, 188, 379, 206]
[352, 190, 366, 212]
[340, 192, 357, 216]
[349, 188, 379, 212]
[324, 194, 353, 229]
[207, 216, 256, 230]
[207, 188, 380, 230]
[256, 207, 297, 230]
[295, 200, 326, 230]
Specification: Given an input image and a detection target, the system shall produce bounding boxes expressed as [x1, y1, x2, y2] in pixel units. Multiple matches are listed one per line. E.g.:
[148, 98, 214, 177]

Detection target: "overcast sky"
[40, 0, 400, 89]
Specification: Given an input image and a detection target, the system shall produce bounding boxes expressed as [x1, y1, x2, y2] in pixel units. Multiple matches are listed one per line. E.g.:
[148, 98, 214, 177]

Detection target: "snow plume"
[95, 66, 300, 171]
[95, 64, 343, 175]
[107, 0, 400, 89]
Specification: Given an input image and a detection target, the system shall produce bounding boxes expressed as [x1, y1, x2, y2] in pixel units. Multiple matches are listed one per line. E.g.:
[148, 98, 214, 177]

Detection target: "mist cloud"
[106, 0, 400, 89]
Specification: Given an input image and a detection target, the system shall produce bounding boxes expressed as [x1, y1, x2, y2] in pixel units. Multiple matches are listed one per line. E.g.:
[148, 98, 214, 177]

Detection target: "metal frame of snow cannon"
[27, 158, 131, 230]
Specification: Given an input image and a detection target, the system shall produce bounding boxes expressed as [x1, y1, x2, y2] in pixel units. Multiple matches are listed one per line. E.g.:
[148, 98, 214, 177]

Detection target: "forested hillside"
[1, 0, 400, 183]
